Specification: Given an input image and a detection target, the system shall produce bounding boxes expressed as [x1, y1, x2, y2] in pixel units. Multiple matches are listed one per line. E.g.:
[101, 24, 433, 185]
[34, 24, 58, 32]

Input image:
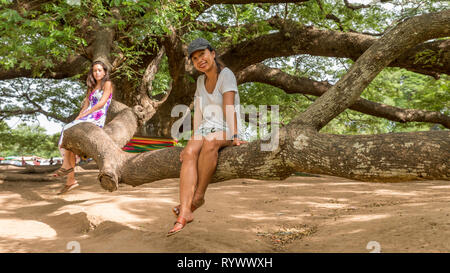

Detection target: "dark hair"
[86, 60, 110, 96]
[206, 45, 223, 74]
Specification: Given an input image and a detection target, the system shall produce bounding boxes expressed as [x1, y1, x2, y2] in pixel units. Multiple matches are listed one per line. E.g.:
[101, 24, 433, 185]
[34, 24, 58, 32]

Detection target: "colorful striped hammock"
[122, 136, 178, 153]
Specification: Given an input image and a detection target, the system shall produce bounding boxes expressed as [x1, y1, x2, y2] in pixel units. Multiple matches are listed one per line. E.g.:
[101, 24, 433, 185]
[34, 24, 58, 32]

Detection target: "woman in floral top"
[54, 60, 113, 194]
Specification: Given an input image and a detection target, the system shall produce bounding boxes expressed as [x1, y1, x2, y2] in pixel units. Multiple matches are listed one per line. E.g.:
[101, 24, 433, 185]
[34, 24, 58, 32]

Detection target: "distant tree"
[0, 121, 60, 158]
[0, 78, 84, 124]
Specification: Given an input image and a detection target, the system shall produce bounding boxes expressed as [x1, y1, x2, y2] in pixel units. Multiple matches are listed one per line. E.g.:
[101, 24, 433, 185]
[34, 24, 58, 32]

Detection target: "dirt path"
[0, 167, 449, 253]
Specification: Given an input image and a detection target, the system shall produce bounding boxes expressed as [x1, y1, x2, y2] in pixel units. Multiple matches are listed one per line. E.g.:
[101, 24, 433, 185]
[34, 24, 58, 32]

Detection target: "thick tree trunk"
[61, 120, 449, 189]
[144, 82, 195, 137]
[284, 128, 449, 182]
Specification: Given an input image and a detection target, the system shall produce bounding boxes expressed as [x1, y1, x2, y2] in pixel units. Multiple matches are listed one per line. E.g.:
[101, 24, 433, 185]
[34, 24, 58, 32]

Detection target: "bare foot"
[167, 215, 193, 236]
[172, 198, 205, 217]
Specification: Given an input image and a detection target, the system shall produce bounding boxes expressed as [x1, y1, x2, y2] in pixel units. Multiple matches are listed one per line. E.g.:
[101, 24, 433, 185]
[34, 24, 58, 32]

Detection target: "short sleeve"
[219, 68, 238, 95]
[194, 75, 203, 97]
[194, 75, 203, 112]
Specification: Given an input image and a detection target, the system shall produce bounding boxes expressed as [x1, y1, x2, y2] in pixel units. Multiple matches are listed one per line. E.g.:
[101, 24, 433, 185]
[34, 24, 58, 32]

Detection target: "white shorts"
[194, 126, 229, 137]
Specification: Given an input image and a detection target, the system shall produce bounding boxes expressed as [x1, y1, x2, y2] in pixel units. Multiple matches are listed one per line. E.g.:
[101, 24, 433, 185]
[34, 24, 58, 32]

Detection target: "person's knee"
[182, 148, 200, 161]
[202, 140, 219, 156]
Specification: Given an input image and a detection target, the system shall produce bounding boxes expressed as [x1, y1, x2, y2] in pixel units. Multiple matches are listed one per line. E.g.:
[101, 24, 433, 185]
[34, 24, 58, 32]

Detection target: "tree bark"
[144, 80, 195, 137]
[284, 128, 449, 182]
[60, 118, 449, 188]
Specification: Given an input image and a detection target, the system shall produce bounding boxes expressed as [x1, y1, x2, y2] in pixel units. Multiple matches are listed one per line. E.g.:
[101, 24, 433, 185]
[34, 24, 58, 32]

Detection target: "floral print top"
[58, 88, 113, 153]
[58, 89, 112, 148]
[77, 88, 112, 128]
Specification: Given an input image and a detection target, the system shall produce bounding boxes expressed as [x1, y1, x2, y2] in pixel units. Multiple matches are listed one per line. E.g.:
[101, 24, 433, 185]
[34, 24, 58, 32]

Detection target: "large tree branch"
[237, 63, 450, 128]
[131, 46, 168, 125]
[140, 47, 166, 99]
[61, 116, 449, 191]
[0, 78, 78, 123]
[219, 20, 450, 77]
[144, 25, 198, 136]
[284, 128, 449, 182]
[0, 19, 114, 81]
[0, 107, 75, 124]
[288, 10, 450, 130]
[0, 55, 90, 80]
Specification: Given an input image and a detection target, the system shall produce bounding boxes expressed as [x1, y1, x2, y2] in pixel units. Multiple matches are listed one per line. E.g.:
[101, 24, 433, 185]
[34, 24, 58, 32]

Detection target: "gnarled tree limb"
[237, 63, 450, 128]
[288, 10, 450, 130]
[220, 22, 450, 77]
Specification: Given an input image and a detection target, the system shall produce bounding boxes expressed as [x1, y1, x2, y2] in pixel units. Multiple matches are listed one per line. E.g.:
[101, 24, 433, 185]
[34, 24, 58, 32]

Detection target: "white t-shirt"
[194, 67, 244, 137]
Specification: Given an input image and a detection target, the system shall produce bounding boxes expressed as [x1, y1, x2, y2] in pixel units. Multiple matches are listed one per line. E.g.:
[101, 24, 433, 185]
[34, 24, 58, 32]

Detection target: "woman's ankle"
[66, 180, 77, 186]
[61, 164, 72, 169]
[192, 195, 205, 207]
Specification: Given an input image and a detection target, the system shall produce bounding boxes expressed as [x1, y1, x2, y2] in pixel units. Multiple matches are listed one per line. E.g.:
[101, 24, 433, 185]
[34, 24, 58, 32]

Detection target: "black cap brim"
[188, 46, 208, 59]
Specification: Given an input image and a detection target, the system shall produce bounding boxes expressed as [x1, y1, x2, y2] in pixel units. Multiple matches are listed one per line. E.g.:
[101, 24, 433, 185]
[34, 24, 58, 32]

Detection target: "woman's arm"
[222, 91, 238, 140]
[75, 94, 90, 120]
[193, 95, 203, 132]
[78, 81, 113, 118]
[181, 95, 203, 161]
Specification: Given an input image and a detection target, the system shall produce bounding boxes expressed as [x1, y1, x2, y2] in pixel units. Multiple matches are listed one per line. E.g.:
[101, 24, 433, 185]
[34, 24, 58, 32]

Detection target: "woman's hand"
[232, 137, 246, 146]
[75, 109, 89, 120]
[75, 114, 85, 120]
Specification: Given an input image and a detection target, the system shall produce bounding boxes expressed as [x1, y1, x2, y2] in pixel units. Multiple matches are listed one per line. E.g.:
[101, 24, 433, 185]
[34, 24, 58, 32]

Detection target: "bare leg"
[57, 149, 77, 186]
[64, 150, 77, 186]
[169, 136, 204, 234]
[61, 149, 74, 169]
[56, 149, 78, 195]
[193, 131, 231, 206]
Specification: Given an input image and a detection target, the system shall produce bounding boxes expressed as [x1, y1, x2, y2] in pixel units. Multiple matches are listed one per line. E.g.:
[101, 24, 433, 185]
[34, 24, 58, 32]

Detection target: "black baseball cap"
[187, 38, 212, 59]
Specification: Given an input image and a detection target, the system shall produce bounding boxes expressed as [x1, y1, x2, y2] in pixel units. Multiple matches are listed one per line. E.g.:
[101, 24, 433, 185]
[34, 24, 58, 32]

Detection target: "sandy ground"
[0, 165, 449, 253]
